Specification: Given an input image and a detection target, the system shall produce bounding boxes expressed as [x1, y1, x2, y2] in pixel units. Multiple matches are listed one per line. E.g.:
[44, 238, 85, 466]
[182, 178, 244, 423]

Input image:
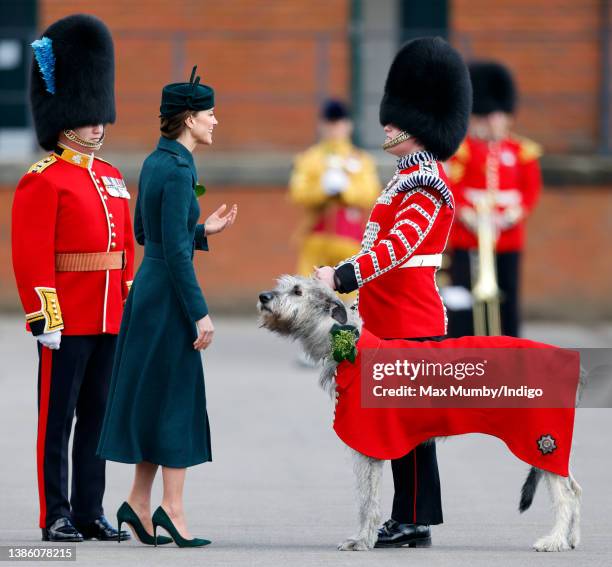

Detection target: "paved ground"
[0, 315, 610, 566]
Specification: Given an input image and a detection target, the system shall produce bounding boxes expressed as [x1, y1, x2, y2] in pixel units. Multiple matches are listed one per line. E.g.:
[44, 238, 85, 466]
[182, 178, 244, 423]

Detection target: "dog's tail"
[519, 467, 543, 513]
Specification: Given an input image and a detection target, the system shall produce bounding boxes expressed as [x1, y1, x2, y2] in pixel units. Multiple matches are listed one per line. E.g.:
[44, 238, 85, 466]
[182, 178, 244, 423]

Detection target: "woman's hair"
[160, 109, 197, 140]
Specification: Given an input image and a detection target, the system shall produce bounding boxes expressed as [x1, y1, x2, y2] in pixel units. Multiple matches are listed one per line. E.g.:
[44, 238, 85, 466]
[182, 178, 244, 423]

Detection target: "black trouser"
[384, 335, 444, 526]
[36, 335, 116, 528]
[448, 249, 521, 338]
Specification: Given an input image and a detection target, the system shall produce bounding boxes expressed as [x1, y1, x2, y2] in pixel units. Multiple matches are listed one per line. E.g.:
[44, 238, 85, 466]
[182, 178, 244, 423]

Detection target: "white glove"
[37, 331, 61, 350]
[322, 168, 349, 196]
[501, 205, 524, 228]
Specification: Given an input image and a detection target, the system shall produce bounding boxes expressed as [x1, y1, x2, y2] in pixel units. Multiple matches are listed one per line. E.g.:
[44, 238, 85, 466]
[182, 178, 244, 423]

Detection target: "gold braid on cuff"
[26, 287, 64, 333]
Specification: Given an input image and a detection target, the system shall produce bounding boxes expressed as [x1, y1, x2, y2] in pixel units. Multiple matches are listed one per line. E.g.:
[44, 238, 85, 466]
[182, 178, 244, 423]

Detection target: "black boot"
[73, 515, 130, 541]
[41, 517, 84, 542]
[374, 519, 432, 548]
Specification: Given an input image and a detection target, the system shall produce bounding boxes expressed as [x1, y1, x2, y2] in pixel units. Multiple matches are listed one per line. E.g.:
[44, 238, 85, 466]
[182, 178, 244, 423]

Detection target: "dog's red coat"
[333, 328, 577, 476]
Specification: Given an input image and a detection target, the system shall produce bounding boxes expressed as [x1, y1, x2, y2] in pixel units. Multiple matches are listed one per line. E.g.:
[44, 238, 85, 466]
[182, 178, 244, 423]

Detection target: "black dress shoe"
[41, 517, 84, 542]
[73, 515, 131, 541]
[374, 519, 432, 548]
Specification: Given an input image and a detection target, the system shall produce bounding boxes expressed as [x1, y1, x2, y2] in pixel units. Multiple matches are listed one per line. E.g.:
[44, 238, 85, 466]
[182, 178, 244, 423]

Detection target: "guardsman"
[446, 61, 542, 337]
[11, 14, 132, 542]
[316, 38, 472, 548]
[289, 99, 380, 280]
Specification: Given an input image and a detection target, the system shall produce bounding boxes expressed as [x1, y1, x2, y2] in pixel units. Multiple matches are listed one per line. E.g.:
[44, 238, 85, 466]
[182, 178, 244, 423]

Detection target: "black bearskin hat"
[469, 61, 517, 115]
[30, 14, 116, 150]
[379, 37, 472, 160]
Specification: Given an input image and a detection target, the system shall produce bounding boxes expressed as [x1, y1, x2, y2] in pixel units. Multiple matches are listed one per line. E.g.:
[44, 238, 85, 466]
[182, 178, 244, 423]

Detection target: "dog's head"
[257, 275, 351, 340]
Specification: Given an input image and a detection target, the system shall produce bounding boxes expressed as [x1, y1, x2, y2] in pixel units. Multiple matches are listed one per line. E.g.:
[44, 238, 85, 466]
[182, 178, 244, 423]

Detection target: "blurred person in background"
[289, 99, 380, 283]
[11, 15, 133, 543]
[315, 38, 472, 548]
[289, 99, 380, 365]
[445, 61, 543, 337]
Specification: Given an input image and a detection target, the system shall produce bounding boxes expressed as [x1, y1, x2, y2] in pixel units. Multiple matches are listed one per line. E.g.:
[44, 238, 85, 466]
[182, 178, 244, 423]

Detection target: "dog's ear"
[330, 301, 348, 324]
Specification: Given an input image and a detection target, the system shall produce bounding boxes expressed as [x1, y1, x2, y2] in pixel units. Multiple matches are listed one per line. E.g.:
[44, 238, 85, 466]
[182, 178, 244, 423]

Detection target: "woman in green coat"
[96, 68, 237, 547]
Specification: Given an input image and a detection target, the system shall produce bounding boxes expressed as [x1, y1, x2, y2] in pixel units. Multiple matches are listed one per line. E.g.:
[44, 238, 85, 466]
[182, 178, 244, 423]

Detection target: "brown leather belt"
[55, 251, 126, 272]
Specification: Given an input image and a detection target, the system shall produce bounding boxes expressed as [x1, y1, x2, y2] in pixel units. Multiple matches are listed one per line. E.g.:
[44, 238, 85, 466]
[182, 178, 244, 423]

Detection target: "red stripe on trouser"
[413, 450, 418, 523]
[37, 348, 52, 528]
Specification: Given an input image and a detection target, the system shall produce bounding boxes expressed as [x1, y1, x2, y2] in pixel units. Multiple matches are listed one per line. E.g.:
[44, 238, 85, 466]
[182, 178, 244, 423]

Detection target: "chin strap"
[63, 128, 104, 150]
[382, 130, 412, 150]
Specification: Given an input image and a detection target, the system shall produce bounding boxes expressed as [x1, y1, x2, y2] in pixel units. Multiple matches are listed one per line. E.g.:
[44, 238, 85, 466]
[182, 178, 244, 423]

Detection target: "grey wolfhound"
[257, 275, 582, 552]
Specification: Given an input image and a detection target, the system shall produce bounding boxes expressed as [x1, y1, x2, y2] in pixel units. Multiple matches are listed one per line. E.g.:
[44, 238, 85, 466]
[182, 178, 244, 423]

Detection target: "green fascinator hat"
[160, 66, 215, 117]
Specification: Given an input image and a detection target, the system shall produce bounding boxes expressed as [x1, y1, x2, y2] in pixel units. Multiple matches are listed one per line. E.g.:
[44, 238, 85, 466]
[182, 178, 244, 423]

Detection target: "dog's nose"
[259, 292, 274, 304]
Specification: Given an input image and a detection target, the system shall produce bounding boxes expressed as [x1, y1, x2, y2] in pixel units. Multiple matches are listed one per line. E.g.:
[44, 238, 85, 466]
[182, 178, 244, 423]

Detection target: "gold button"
[110, 242, 116, 248]
[111, 223, 115, 228]
[104, 195, 108, 200]
[112, 232, 117, 238]
[109, 213, 113, 218]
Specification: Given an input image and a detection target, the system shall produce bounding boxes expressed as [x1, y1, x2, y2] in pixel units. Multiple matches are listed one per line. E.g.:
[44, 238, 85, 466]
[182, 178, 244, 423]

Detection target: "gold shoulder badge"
[454, 140, 470, 162]
[27, 155, 57, 174]
[515, 136, 543, 163]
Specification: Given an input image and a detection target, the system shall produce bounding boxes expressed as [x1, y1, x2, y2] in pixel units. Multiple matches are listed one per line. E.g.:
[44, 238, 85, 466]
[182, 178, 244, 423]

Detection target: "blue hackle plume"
[31, 37, 56, 94]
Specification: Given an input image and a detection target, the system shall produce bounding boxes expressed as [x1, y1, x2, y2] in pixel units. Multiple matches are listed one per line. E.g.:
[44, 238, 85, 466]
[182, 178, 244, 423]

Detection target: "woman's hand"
[204, 204, 238, 236]
[194, 315, 214, 350]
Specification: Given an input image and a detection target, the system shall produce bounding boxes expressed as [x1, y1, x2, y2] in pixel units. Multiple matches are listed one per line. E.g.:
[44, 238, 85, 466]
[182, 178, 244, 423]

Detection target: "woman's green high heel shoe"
[152, 506, 211, 548]
[117, 501, 173, 545]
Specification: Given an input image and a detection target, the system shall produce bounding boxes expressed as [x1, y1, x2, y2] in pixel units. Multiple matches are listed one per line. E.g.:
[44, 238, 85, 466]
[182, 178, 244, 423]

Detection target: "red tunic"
[336, 151, 454, 339]
[333, 328, 577, 476]
[448, 136, 542, 252]
[12, 144, 135, 335]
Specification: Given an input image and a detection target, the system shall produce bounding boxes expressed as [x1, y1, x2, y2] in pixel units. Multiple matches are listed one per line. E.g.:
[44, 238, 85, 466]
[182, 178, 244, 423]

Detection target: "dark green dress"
[97, 137, 212, 467]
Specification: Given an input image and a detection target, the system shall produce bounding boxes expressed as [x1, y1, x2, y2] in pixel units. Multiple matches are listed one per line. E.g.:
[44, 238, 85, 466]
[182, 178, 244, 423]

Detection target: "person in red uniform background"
[315, 37, 472, 548]
[11, 15, 132, 542]
[446, 61, 542, 337]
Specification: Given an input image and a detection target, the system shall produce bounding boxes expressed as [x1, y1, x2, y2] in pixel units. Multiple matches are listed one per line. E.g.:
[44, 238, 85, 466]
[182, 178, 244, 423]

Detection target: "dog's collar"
[330, 324, 360, 363]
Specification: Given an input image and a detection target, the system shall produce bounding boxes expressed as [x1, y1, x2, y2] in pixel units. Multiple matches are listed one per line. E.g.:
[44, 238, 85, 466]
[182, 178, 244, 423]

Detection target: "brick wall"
[36, 0, 609, 155]
[451, 0, 604, 153]
[39, 0, 351, 152]
[1, 183, 610, 320]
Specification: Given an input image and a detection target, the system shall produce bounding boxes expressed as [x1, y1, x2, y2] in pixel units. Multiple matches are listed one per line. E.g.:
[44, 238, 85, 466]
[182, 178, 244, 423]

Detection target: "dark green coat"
[97, 137, 212, 467]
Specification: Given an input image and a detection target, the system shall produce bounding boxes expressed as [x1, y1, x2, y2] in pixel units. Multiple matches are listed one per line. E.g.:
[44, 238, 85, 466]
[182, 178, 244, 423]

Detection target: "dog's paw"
[533, 535, 572, 552]
[338, 537, 371, 551]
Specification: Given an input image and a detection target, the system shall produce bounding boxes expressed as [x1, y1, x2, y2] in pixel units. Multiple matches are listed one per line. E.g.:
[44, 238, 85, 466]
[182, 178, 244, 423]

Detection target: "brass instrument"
[471, 143, 502, 335]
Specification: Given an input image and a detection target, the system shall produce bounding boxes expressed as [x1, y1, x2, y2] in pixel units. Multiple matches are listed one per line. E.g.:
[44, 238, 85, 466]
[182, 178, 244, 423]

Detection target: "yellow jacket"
[290, 139, 380, 208]
[289, 139, 380, 243]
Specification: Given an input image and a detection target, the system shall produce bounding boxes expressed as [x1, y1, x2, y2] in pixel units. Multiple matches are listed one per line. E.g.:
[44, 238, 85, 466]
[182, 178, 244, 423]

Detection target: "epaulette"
[453, 140, 470, 162]
[396, 161, 454, 208]
[513, 135, 543, 163]
[448, 160, 466, 184]
[27, 154, 57, 174]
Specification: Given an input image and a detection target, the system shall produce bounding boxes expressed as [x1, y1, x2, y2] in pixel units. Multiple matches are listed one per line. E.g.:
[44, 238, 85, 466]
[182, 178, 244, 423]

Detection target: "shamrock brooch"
[194, 183, 206, 198]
